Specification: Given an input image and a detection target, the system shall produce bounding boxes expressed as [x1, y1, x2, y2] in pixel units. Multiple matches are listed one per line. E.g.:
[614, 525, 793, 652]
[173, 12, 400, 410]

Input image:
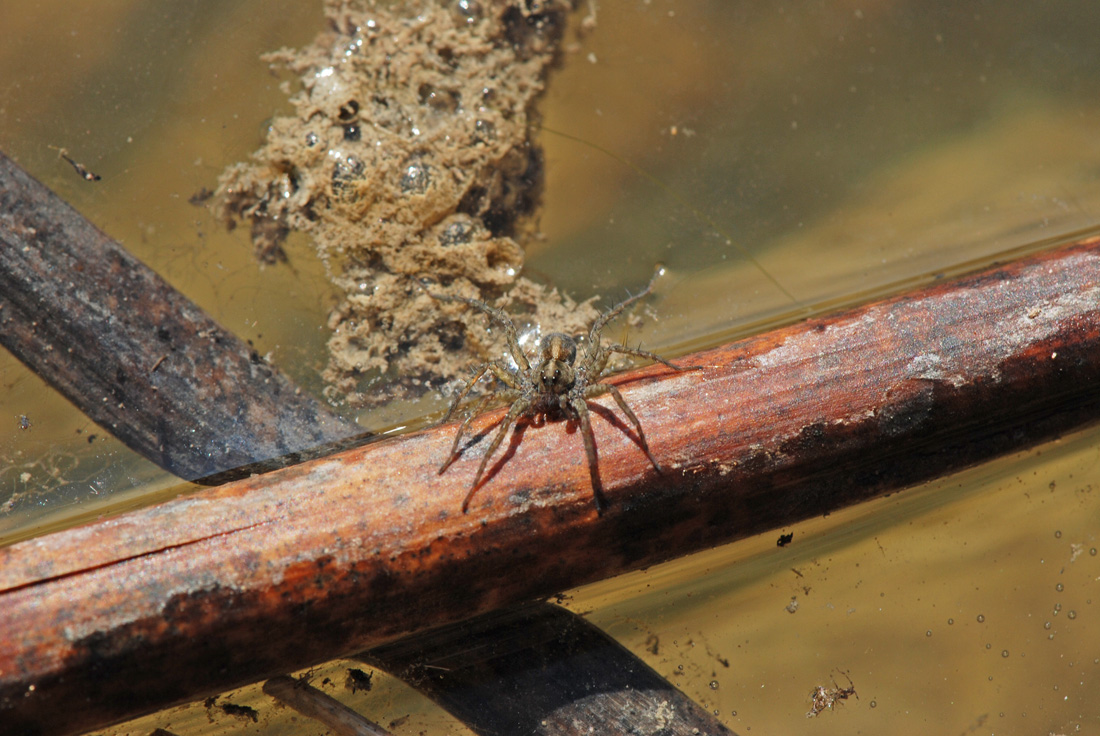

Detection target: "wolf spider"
[432, 276, 688, 512]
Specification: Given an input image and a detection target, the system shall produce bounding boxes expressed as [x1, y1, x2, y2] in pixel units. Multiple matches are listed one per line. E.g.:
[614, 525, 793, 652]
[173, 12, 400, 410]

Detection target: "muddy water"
[572, 424, 1100, 733]
[3, 1, 1100, 733]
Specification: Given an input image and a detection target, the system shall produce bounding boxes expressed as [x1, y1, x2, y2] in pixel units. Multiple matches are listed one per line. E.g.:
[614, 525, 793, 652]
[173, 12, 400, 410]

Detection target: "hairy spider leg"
[568, 395, 607, 511]
[602, 344, 684, 375]
[447, 389, 522, 475]
[464, 396, 532, 512]
[582, 382, 662, 470]
[581, 281, 656, 362]
[440, 362, 524, 472]
[442, 360, 522, 422]
[440, 394, 493, 474]
[429, 293, 531, 373]
[578, 269, 670, 371]
[578, 341, 686, 387]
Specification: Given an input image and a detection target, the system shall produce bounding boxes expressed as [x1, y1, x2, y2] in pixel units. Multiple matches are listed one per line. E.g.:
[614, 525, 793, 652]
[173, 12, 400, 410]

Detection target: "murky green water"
[3, 1, 1100, 733]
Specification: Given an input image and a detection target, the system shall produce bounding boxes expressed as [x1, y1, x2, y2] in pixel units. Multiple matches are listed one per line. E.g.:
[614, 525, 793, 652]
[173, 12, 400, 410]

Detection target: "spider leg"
[463, 397, 531, 512]
[579, 343, 694, 389]
[429, 292, 531, 372]
[440, 362, 524, 472]
[579, 271, 662, 370]
[569, 395, 607, 512]
[586, 273, 659, 341]
[584, 382, 661, 470]
[439, 393, 493, 474]
[604, 344, 687, 373]
[441, 363, 493, 423]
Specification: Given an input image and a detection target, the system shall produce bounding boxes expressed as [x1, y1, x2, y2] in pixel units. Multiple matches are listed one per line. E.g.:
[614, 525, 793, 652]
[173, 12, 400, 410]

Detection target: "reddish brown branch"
[3, 236, 1100, 734]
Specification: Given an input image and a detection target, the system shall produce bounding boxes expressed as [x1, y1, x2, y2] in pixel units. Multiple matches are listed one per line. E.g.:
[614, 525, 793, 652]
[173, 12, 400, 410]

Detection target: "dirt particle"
[345, 667, 373, 694]
[806, 671, 857, 717]
[219, 702, 259, 723]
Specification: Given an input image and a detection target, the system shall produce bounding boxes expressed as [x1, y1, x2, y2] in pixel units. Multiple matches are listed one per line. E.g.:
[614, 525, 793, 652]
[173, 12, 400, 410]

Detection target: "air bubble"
[473, 119, 496, 142]
[1056, 583, 1064, 592]
[439, 217, 476, 246]
[454, 0, 481, 23]
[330, 154, 365, 189]
[976, 614, 985, 623]
[400, 160, 431, 193]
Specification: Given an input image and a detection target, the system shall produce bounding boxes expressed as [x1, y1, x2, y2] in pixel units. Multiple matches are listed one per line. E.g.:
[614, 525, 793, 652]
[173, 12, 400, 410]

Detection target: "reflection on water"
[3, 1, 1100, 732]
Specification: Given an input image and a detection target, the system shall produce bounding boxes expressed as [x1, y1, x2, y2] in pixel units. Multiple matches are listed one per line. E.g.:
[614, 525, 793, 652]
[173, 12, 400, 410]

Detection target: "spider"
[431, 275, 690, 512]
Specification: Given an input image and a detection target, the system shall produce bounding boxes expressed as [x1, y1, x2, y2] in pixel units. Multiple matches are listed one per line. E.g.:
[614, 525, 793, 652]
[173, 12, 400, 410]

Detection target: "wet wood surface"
[0, 151, 360, 482]
[4, 235, 1100, 734]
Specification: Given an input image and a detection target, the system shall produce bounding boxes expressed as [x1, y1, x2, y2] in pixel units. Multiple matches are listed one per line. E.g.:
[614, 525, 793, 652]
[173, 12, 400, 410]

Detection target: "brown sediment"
[214, 0, 598, 406]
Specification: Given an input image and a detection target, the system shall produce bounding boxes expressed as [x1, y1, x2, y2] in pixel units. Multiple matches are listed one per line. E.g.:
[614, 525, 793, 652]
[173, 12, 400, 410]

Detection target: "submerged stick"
[363, 602, 736, 736]
[3, 236, 1100, 734]
[262, 676, 394, 736]
[0, 150, 360, 482]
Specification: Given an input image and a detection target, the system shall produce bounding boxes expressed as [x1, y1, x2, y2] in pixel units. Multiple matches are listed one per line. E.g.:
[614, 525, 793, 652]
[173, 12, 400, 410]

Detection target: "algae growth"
[215, 0, 597, 407]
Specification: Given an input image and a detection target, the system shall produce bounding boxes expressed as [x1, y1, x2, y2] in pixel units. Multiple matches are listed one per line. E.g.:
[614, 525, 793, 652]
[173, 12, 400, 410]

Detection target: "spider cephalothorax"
[431, 275, 688, 512]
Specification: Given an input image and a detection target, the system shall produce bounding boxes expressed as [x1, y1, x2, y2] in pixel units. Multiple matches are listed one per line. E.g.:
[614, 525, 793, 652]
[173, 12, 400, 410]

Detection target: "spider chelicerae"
[431, 275, 689, 512]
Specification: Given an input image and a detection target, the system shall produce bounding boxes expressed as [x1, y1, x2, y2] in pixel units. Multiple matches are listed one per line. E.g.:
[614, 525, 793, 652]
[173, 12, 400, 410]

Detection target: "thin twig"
[263, 676, 394, 736]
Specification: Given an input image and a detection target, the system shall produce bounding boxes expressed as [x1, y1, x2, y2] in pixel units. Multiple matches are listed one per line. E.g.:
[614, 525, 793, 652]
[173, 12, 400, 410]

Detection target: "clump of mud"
[214, 0, 598, 406]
